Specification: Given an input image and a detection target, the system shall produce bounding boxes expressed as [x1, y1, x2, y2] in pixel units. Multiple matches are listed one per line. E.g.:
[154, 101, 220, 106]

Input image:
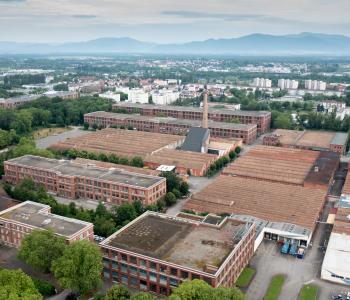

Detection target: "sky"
[1, 0, 350, 43]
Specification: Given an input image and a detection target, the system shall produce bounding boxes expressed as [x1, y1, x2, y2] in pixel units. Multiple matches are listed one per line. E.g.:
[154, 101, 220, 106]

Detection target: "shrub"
[33, 278, 56, 296]
[165, 192, 177, 206]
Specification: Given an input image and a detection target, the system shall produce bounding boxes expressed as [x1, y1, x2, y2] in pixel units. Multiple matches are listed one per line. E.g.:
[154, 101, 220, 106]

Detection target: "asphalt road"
[35, 126, 90, 149]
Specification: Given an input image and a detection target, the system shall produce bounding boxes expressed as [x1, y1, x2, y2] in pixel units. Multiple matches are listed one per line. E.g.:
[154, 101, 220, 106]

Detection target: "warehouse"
[144, 149, 217, 177]
[4, 155, 166, 206]
[84, 111, 257, 144]
[112, 102, 271, 133]
[184, 175, 327, 247]
[223, 146, 339, 191]
[263, 129, 348, 154]
[50, 128, 239, 177]
[321, 205, 350, 285]
[100, 211, 255, 296]
[0, 201, 94, 247]
[51, 128, 185, 159]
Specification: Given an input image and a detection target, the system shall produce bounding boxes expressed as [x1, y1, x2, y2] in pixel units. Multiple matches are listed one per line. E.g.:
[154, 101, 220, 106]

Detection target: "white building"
[304, 80, 327, 91]
[278, 79, 299, 90]
[151, 90, 180, 105]
[99, 91, 121, 102]
[128, 88, 149, 104]
[320, 100, 346, 113]
[253, 78, 272, 88]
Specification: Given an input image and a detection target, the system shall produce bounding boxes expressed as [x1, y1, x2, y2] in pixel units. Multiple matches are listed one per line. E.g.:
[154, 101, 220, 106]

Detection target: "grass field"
[263, 275, 285, 300]
[235, 267, 256, 288]
[298, 284, 319, 300]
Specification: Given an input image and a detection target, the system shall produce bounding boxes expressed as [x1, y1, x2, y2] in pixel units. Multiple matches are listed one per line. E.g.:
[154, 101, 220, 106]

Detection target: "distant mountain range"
[1, 33, 350, 55]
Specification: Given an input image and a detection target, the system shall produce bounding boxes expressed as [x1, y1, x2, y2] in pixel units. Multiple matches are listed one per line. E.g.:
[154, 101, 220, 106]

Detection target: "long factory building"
[4, 155, 166, 206]
[112, 102, 271, 134]
[84, 111, 257, 144]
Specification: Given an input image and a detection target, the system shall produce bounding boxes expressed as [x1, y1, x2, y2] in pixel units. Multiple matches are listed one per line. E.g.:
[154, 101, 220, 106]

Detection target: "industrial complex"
[100, 211, 255, 296]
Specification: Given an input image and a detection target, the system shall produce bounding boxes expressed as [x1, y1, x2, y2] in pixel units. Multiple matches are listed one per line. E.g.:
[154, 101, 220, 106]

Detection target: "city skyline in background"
[1, 0, 350, 43]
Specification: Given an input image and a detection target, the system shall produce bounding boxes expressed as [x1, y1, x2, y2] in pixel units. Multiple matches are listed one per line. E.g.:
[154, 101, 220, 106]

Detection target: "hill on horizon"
[1, 32, 350, 55]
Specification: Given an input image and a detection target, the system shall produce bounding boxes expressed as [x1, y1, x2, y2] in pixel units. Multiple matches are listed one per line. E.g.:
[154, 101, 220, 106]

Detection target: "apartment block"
[277, 79, 299, 90]
[0, 201, 94, 247]
[100, 211, 255, 296]
[4, 155, 166, 206]
[112, 103, 270, 133]
[304, 80, 327, 91]
[84, 111, 257, 144]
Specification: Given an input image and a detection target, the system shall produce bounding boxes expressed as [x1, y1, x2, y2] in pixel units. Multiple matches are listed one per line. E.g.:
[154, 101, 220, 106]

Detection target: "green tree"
[272, 113, 292, 129]
[53, 83, 69, 91]
[18, 229, 66, 273]
[172, 188, 181, 199]
[104, 284, 130, 300]
[179, 182, 189, 196]
[160, 171, 181, 192]
[114, 203, 137, 226]
[165, 192, 177, 206]
[168, 279, 245, 300]
[131, 156, 144, 168]
[131, 292, 156, 300]
[83, 122, 89, 130]
[0, 269, 42, 300]
[51, 240, 103, 295]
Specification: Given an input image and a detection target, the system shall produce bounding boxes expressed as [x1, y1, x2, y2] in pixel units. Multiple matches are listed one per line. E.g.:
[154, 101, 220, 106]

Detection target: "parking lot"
[246, 221, 350, 300]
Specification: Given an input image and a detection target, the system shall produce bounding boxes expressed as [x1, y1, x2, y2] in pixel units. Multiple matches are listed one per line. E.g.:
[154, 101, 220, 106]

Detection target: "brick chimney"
[202, 90, 209, 129]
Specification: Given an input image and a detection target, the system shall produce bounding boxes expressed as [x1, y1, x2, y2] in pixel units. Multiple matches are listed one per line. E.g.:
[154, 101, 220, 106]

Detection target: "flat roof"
[101, 212, 251, 274]
[85, 111, 257, 131]
[184, 175, 326, 231]
[223, 146, 319, 185]
[50, 128, 184, 159]
[112, 102, 271, 117]
[145, 149, 216, 170]
[267, 129, 347, 149]
[0, 201, 91, 237]
[7, 155, 163, 188]
[333, 207, 350, 235]
[322, 232, 350, 279]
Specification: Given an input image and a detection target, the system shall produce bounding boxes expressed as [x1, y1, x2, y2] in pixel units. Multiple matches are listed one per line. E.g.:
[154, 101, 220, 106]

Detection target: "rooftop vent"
[347, 215, 350, 221]
[314, 166, 319, 172]
[42, 219, 52, 225]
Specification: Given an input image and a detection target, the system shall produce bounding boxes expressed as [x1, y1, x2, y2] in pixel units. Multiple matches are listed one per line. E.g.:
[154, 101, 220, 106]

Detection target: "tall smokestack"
[202, 90, 209, 129]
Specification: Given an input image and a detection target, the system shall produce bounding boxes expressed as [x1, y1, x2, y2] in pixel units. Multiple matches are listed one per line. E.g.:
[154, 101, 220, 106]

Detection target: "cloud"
[71, 14, 97, 19]
[162, 11, 265, 21]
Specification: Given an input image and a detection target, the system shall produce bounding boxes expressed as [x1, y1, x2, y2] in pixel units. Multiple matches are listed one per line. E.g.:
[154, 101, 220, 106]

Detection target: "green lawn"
[298, 284, 319, 300]
[235, 267, 256, 288]
[263, 275, 285, 300]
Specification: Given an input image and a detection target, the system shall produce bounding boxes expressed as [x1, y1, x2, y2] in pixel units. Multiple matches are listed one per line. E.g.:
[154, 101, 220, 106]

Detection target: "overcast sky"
[1, 0, 350, 43]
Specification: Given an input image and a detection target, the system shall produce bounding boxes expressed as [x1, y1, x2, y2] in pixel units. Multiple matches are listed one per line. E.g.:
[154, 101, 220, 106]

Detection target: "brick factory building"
[0, 201, 94, 247]
[112, 102, 271, 133]
[223, 146, 339, 191]
[4, 155, 166, 206]
[84, 112, 257, 144]
[184, 175, 327, 248]
[100, 211, 255, 296]
[263, 129, 348, 154]
[50, 128, 236, 177]
[144, 149, 217, 177]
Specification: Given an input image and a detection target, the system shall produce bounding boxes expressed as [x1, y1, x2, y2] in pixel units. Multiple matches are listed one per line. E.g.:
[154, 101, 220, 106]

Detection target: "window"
[170, 268, 177, 276]
[181, 271, 188, 279]
[121, 263, 128, 273]
[170, 278, 178, 287]
[139, 259, 147, 267]
[160, 275, 167, 285]
[121, 254, 127, 262]
[121, 275, 128, 284]
[139, 269, 147, 279]
[150, 262, 157, 270]
[130, 266, 137, 275]
[130, 256, 137, 265]
[160, 265, 167, 273]
[130, 277, 138, 287]
[149, 272, 157, 282]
